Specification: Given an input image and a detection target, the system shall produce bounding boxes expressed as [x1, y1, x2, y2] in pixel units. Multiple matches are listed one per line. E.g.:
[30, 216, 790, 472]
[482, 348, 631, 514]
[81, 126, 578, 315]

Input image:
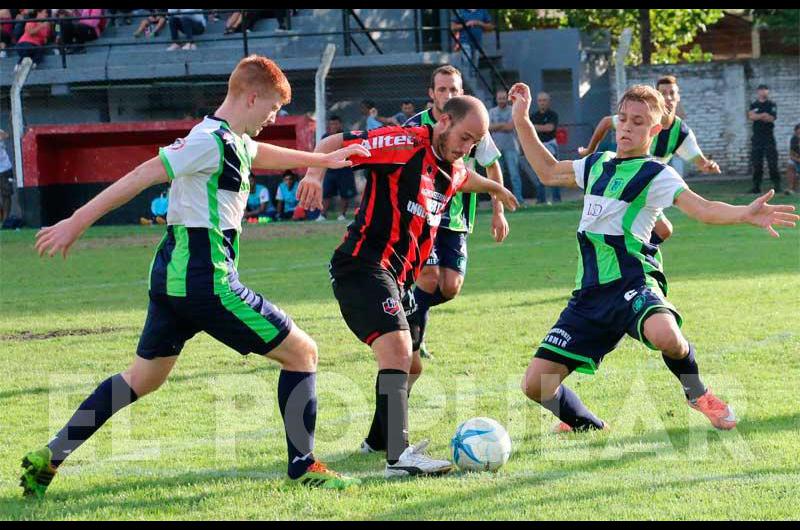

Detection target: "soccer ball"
[450, 417, 512, 472]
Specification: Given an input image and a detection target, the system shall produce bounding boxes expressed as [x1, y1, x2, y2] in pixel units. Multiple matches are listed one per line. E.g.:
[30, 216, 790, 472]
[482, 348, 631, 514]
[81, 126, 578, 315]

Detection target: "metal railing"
[7, 8, 511, 95]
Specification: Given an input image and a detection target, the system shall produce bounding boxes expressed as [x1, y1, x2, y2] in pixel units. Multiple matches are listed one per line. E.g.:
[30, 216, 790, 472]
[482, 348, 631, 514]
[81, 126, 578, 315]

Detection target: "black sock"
[412, 286, 450, 346]
[365, 375, 386, 451]
[540, 385, 604, 431]
[649, 231, 664, 246]
[662, 343, 706, 401]
[47, 373, 138, 467]
[376, 369, 409, 465]
[277, 370, 317, 479]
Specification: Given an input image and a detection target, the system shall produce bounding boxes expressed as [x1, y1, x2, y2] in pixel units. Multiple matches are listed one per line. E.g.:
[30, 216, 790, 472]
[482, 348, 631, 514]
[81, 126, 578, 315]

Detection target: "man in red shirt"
[298, 95, 518, 478]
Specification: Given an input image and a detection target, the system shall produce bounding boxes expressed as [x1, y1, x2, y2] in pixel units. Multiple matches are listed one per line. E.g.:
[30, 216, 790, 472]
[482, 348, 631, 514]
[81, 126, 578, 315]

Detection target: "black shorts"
[534, 279, 682, 375]
[136, 285, 293, 359]
[425, 227, 468, 276]
[323, 168, 357, 200]
[329, 252, 419, 348]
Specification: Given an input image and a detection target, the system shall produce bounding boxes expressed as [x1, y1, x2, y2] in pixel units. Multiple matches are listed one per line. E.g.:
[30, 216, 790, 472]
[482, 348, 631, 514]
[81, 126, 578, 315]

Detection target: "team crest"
[382, 297, 401, 316]
[167, 137, 186, 150]
[609, 177, 624, 194]
[632, 294, 646, 313]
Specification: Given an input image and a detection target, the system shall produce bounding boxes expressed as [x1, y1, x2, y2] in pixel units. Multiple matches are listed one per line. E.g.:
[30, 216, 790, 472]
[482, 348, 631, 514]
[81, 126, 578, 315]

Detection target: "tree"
[496, 9, 725, 65]
[751, 9, 800, 47]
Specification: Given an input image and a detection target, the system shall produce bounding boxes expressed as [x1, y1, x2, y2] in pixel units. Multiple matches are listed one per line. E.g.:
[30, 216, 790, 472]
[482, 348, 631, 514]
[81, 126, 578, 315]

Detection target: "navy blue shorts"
[136, 286, 293, 359]
[534, 279, 682, 375]
[322, 168, 357, 199]
[425, 228, 468, 276]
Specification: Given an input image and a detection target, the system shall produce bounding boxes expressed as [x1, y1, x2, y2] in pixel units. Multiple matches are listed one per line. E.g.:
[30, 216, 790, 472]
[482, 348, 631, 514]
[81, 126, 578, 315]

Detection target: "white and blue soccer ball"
[450, 417, 512, 472]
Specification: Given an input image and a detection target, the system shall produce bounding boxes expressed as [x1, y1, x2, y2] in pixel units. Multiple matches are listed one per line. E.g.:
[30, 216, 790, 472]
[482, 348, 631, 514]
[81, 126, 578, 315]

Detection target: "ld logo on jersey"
[382, 297, 401, 316]
[587, 203, 603, 216]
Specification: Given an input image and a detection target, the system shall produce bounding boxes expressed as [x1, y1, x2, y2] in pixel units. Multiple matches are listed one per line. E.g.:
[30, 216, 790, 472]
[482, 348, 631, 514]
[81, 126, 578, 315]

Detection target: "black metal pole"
[342, 10, 351, 56]
[414, 9, 421, 53]
[242, 10, 249, 56]
[494, 10, 501, 50]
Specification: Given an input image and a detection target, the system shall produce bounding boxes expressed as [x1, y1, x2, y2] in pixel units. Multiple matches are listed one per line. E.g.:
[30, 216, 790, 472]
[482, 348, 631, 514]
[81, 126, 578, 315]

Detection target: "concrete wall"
[610, 57, 800, 176]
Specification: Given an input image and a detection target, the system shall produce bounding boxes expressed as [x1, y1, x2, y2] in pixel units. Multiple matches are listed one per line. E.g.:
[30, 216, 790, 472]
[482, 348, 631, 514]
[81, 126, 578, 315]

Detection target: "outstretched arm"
[35, 156, 169, 259]
[253, 139, 368, 171]
[675, 188, 798, 238]
[578, 115, 613, 157]
[296, 133, 345, 210]
[509, 82, 579, 189]
[460, 167, 518, 212]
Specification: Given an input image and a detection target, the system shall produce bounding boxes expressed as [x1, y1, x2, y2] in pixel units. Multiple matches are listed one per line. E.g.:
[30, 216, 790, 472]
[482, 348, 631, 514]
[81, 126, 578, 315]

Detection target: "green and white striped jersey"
[610, 115, 702, 164]
[149, 116, 258, 297]
[571, 152, 688, 293]
[159, 115, 257, 231]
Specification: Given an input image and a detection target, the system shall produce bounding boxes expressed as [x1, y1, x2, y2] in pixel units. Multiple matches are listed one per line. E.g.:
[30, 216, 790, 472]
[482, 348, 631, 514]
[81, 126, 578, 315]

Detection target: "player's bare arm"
[460, 167, 518, 212]
[509, 82, 580, 190]
[578, 115, 613, 157]
[35, 156, 169, 259]
[675, 188, 798, 238]
[692, 154, 721, 174]
[253, 140, 368, 171]
[484, 161, 509, 242]
[296, 132, 346, 210]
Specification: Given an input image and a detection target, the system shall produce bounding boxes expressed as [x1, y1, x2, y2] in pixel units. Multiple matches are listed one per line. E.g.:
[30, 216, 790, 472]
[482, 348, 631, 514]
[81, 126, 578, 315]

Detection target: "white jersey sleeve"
[647, 166, 688, 209]
[475, 134, 502, 167]
[259, 186, 270, 204]
[159, 131, 220, 181]
[276, 184, 285, 201]
[674, 127, 703, 162]
[572, 156, 589, 190]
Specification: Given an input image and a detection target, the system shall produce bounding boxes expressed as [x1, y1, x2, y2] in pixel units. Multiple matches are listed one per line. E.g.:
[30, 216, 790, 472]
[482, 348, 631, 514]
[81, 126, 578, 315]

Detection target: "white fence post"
[315, 44, 337, 146]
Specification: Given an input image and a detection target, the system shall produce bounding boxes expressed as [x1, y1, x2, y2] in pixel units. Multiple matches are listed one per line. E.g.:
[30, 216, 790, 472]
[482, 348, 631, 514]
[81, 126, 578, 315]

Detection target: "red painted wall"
[22, 115, 316, 187]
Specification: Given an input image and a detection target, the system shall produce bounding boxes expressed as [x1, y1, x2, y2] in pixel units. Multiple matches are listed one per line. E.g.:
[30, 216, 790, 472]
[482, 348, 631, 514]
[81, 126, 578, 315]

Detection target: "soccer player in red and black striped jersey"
[299, 95, 518, 478]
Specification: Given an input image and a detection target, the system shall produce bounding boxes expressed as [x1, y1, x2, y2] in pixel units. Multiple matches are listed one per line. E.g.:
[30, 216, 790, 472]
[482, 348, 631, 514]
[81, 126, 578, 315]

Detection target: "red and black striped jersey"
[335, 125, 468, 286]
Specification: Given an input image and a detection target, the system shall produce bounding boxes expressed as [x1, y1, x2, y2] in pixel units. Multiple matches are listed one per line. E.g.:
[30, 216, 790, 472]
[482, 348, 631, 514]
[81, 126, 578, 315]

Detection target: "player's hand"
[297, 171, 324, 211]
[508, 82, 532, 125]
[699, 158, 721, 174]
[744, 189, 799, 238]
[34, 216, 85, 259]
[578, 146, 592, 157]
[491, 210, 509, 243]
[321, 143, 371, 169]
[493, 186, 518, 213]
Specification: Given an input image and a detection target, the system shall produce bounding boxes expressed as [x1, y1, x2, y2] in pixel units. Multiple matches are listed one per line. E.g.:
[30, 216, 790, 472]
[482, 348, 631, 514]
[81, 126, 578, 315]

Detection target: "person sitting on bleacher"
[277, 170, 300, 220]
[166, 9, 206, 51]
[133, 10, 166, 38]
[14, 8, 51, 71]
[244, 174, 272, 221]
[57, 9, 105, 54]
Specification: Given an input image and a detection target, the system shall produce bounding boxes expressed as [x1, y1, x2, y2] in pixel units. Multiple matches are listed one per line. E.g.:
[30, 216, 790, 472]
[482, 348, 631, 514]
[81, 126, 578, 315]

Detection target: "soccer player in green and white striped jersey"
[579, 75, 721, 245]
[22, 55, 370, 498]
[509, 81, 797, 434]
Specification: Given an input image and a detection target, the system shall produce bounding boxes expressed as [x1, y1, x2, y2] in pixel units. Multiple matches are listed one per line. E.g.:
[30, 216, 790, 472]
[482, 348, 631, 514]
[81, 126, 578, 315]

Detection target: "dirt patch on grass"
[1, 326, 131, 341]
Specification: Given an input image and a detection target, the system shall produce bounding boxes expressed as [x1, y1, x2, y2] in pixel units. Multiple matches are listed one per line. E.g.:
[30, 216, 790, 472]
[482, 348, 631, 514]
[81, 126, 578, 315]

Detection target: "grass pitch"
[1, 180, 798, 520]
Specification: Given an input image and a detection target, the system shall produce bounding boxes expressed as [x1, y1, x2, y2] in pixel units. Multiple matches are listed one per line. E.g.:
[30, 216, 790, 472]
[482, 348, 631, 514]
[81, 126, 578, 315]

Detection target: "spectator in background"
[0, 128, 13, 222]
[319, 115, 357, 221]
[394, 100, 419, 127]
[12, 9, 35, 44]
[244, 173, 272, 220]
[523, 91, 561, 204]
[166, 9, 206, 51]
[58, 9, 104, 54]
[133, 10, 166, 38]
[786, 123, 800, 196]
[359, 99, 394, 131]
[748, 84, 780, 193]
[14, 8, 51, 72]
[451, 9, 493, 66]
[425, 99, 434, 110]
[108, 8, 133, 27]
[277, 170, 300, 220]
[0, 9, 13, 59]
[489, 88, 524, 206]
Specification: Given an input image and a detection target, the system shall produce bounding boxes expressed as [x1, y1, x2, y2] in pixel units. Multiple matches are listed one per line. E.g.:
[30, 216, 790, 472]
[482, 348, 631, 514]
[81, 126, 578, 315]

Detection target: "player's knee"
[650, 330, 686, 358]
[521, 373, 557, 403]
[296, 336, 319, 370]
[440, 278, 462, 300]
[122, 367, 164, 397]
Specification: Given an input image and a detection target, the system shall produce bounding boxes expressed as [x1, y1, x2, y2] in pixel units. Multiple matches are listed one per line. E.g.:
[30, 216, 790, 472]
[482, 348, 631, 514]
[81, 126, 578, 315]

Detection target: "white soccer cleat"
[359, 439, 380, 454]
[384, 440, 454, 478]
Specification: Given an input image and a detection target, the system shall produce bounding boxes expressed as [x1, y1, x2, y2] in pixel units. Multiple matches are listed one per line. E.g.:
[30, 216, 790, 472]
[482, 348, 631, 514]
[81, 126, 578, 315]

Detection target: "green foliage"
[752, 9, 800, 47]
[497, 9, 725, 65]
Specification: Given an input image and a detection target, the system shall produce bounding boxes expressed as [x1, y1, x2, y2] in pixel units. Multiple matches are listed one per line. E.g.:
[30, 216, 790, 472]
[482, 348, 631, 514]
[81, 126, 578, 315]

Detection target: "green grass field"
[1, 180, 798, 520]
